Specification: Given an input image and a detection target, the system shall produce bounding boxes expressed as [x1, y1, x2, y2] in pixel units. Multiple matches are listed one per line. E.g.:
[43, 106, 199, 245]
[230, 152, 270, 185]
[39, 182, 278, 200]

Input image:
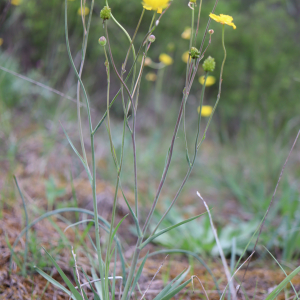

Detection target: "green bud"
[148, 35, 156, 43]
[98, 36, 106, 46]
[189, 47, 200, 59]
[202, 56, 216, 72]
[100, 6, 111, 20]
[190, 0, 197, 3]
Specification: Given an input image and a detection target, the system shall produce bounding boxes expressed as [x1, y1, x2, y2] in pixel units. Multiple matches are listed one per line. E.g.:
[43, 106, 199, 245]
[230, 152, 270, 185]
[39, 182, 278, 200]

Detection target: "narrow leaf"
[139, 213, 206, 249]
[42, 247, 82, 299]
[35, 267, 79, 300]
[130, 252, 149, 295]
[160, 278, 192, 300]
[60, 123, 92, 185]
[265, 266, 300, 300]
[120, 187, 142, 237]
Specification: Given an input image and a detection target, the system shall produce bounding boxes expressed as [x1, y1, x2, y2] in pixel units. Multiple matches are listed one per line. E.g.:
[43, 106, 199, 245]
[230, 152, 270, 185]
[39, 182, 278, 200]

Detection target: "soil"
[1, 116, 300, 300]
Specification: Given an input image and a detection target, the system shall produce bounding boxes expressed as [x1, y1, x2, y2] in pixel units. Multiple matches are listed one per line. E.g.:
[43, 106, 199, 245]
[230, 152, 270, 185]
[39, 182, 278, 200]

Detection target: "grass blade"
[265, 265, 300, 300]
[60, 123, 92, 184]
[35, 267, 80, 300]
[139, 212, 206, 249]
[13, 176, 28, 276]
[42, 247, 82, 299]
[145, 249, 220, 295]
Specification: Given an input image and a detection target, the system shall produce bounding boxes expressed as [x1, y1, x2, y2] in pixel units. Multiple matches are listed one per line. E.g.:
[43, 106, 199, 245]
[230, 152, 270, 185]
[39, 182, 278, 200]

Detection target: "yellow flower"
[199, 75, 216, 86]
[78, 7, 90, 16]
[11, 0, 22, 5]
[181, 51, 191, 64]
[197, 105, 213, 117]
[144, 57, 152, 66]
[209, 13, 236, 29]
[142, 0, 170, 14]
[181, 27, 191, 40]
[0, 38, 3, 46]
[145, 72, 157, 81]
[159, 53, 173, 66]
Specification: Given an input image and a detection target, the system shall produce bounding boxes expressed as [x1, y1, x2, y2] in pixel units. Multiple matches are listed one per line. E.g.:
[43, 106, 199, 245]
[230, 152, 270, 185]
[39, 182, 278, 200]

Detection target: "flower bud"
[190, 0, 197, 3]
[189, 47, 200, 59]
[202, 56, 216, 72]
[148, 35, 156, 43]
[100, 6, 111, 20]
[98, 36, 106, 46]
[208, 29, 214, 35]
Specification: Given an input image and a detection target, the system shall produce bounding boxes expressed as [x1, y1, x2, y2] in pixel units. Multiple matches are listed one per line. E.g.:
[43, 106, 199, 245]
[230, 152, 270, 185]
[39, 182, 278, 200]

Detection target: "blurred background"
[1, 0, 300, 258]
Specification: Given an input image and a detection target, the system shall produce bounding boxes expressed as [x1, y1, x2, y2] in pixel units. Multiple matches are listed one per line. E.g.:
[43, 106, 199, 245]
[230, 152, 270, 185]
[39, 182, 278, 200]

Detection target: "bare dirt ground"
[1, 118, 300, 299]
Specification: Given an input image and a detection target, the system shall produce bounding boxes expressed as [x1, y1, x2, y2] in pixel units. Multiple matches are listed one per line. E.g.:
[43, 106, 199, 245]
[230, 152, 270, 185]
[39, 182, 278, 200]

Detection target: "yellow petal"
[198, 105, 213, 117]
[0, 38, 3, 46]
[11, 0, 22, 5]
[209, 12, 236, 29]
[159, 53, 173, 66]
[182, 51, 191, 63]
[181, 27, 191, 40]
[199, 76, 216, 86]
[78, 7, 90, 16]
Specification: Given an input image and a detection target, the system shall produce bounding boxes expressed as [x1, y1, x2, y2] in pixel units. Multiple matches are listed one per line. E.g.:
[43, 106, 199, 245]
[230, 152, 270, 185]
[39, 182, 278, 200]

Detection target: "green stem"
[77, 0, 94, 174]
[198, 24, 226, 149]
[151, 73, 208, 234]
[91, 134, 106, 294]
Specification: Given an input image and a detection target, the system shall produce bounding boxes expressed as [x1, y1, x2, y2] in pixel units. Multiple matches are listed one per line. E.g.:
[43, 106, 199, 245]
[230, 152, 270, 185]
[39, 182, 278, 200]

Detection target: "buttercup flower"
[199, 75, 216, 86]
[197, 105, 213, 117]
[78, 7, 90, 16]
[142, 0, 170, 14]
[159, 53, 173, 66]
[182, 51, 191, 63]
[11, 0, 22, 5]
[145, 72, 157, 81]
[181, 27, 191, 40]
[209, 13, 236, 29]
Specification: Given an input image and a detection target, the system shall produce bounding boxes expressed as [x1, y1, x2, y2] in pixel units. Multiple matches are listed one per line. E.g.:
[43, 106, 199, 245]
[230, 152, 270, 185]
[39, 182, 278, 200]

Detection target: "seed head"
[189, 47, 200, 59]
[203, 56, 216, 72]
[100, 6, 111, 20]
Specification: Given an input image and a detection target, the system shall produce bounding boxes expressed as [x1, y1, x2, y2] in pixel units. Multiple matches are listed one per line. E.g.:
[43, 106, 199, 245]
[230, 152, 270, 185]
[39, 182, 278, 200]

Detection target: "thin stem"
[142, 94, 186, 235]
[91, 133, 106, 293]
[65, 0, 93, 133]
[183, 3, 196, 162]
[195, 0, 203, 42]
[199, 0, 219, 55]
[198, 24, 226, 149]
[77, 0, 94, 175]
[151, 73, 208, 234]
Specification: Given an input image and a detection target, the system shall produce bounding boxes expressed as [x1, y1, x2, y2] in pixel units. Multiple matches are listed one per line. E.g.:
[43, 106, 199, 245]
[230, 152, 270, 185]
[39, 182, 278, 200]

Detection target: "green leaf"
[153, 269, 188, 300]
[81, 267, 101, 300]
[160, 278, 192, 300]
[35, 267, 81, 300]
[111, 214, 128, 244]
[41, 247, 83, 299]
[130, 252, 149, 296]
[139, 213, 206, 249]
[146, 249, 220, 295]
[120, 187, 141, 237]
[265, 265, 300, 300]
[263, 246, 299, 300]
[60, 123, 92, 185]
